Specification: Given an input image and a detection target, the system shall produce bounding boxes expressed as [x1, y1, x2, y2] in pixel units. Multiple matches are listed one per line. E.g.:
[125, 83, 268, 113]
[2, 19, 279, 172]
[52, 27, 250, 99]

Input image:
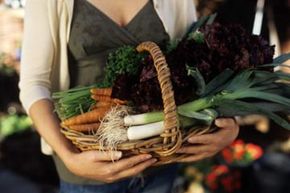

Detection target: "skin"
[28, 0, 239, 183]
[177, 118, 239, 162]
[87, 0, 150, 27]
[29, 99, 157, 183]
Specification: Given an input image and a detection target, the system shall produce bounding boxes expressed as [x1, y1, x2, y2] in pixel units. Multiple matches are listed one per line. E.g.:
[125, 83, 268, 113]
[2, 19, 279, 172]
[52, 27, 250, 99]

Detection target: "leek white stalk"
[127, 116, 199, 140]
[127, 121, 164, 140]
[98, 106, 199, 146]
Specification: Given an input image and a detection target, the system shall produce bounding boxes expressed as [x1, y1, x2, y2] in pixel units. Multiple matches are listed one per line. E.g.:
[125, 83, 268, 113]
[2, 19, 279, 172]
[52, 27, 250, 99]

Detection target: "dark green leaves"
[178, 65, 290, 131]
[186, 13, 217, 41]
[224, 70, 254, 91]
[104, 46, 144, 87]
[186, 65, 206, 95]
[178, 108, 218, 125]
[215, 99, 290, 129]
[203, 69, 234, 96]
[191, 31, 205, 44]
[230, 90, 290, 107]
[273, 53, 290, 64]
[206, 13, 217, 25]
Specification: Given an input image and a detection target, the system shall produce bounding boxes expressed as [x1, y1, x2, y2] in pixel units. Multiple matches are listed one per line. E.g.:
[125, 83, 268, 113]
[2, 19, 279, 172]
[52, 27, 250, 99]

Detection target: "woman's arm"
[19, 0, 54, 111]
[29, 99, 157, 183]
[29, 99, 76, 160]
[20, 0, 156, 183]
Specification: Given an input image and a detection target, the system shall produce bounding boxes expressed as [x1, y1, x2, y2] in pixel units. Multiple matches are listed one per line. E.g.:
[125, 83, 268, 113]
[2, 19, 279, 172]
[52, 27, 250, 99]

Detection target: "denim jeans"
[59, 164, 178, 193]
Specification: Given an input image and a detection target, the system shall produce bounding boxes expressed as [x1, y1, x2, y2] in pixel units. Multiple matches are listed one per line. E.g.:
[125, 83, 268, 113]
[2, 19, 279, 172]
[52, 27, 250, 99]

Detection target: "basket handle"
[136, 42, 182, 156]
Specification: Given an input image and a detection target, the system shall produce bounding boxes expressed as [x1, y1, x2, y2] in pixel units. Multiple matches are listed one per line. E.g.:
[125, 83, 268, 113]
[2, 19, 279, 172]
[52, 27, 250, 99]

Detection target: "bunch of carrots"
[60, 88, 126, 132]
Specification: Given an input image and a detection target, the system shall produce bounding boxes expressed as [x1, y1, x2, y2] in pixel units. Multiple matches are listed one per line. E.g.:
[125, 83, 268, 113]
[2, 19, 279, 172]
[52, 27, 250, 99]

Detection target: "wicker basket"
[61, 41, 212, 165]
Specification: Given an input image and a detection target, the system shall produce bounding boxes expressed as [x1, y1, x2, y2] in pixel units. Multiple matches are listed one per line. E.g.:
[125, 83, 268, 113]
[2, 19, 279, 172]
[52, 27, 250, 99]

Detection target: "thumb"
[82, 150, 123, 162]
[215, 118, 236, 129]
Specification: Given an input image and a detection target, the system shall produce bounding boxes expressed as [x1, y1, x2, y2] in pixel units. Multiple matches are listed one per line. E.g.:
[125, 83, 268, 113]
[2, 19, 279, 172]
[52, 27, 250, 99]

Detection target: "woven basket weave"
[61, 41, 212, 165]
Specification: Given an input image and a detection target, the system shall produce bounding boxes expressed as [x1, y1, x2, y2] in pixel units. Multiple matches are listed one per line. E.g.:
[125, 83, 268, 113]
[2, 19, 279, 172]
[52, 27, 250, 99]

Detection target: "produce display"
[53, 15, 290, 162]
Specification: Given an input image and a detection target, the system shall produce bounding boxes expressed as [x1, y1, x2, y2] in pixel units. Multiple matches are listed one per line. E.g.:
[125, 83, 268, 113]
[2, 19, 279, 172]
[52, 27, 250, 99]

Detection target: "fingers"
[112, 158, 157, 181]
[215, 118, 237, 129]
[188, 128, 238, 148]
[177, 145, 210, 154]
[188, 118, 239, 145]
[108, 154, 153, 174]
[178, 118, 240, 164]
[188, 133, 213, 144]
[82, 151, 123, 162]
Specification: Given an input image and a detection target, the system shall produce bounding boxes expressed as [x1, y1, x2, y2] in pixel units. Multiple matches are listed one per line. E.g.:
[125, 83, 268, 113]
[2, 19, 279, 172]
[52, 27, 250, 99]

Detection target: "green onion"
[52, 85, 96, 120]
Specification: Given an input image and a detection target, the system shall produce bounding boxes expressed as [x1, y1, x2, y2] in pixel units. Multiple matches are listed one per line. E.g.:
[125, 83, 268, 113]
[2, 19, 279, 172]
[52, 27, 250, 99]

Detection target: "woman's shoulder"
[25, 0, 74, 17]
[153, 0, 195, 13]
[154, 0, 195, 5]
[25, 0, 67, 7]
[51, 0, 74, 7]
[26, 0, 74, 7]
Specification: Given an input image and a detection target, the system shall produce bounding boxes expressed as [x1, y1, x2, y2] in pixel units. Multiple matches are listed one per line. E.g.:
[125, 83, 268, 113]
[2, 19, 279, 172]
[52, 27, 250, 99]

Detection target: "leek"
[122, 68, 290, 131]
[124, 112, 164, 126]
[127, 115, 200, 140]
[127, 121, 164, 140]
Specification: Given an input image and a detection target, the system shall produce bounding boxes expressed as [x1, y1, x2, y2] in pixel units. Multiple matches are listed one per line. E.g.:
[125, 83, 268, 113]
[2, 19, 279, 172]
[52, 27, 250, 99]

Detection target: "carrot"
[93, 101, 116, 109]
[112, 98, 127, 105]
[90, 88, 112, 96]
[61, 107, 110, 126]
[91, 95, 112, 102]
[91, 94, 127, 105]
[67, 122, 100, 132]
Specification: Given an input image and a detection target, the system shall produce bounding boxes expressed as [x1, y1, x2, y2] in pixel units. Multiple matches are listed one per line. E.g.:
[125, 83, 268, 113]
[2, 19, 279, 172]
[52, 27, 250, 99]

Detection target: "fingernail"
[144, 154, 152, 159]
[115, 151, 122, 159]
[151, 158, 158, 163]
[215, 119, 221, 125]
[188, 138, 195, 143]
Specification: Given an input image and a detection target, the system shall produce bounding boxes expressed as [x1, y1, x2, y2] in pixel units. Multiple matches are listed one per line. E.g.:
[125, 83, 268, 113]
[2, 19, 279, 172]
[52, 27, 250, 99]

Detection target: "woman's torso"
[53, 0, 171, 185]
[68, 0, 169, 87]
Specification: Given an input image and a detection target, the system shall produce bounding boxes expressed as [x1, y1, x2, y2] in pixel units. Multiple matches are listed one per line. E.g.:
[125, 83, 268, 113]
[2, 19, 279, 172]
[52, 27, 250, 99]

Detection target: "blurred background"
[0, 0, 289, 193]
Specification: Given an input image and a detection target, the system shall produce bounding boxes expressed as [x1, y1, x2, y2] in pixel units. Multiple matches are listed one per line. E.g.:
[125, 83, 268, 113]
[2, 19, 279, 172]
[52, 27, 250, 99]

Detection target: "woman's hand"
[62, 150, 157, 183]
[28, 100, 156, 183]
[176, 118, 239, 163]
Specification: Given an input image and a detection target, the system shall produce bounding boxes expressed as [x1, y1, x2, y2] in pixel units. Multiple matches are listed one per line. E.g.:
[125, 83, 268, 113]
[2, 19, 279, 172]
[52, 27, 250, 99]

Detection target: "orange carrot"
[67, 122, 100, 132]
[90, 87, 112, 96]
[91, 95, 112, 102]
[93, 101, 115, 109]
[61, 107, 110, 126]
[91, 94, 127, 105]
[112, 98, 127, 105]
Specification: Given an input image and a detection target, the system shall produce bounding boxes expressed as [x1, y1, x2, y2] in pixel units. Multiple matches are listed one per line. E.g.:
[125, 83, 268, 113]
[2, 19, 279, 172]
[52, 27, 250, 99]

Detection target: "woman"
[19, 0, 239, 192]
